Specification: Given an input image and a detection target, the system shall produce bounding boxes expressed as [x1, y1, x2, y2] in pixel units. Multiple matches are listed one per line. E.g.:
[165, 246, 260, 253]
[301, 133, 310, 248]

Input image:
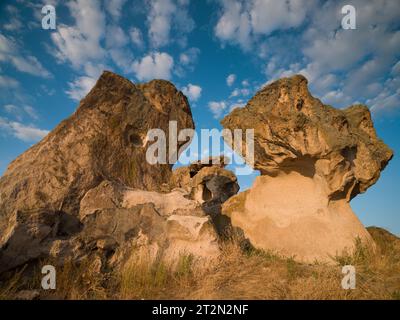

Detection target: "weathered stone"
[0, 71, 194, 272]
[221, 75, 393, 263]
[171, 157, 240, 235]
[76, 181, 220, 268]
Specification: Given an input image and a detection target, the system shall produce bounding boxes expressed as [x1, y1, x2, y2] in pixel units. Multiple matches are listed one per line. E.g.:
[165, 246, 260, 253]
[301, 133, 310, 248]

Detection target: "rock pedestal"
[221, 75, 393, 263]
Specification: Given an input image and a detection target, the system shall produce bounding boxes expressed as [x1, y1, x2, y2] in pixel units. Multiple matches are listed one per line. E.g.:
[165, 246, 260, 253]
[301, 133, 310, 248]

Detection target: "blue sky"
[0, 0, 399, 235]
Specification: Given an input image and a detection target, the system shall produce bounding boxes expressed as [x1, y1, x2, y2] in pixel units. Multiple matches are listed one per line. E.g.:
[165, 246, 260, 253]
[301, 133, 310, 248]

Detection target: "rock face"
[171, 156, 240, 235]
[76, 181, 220, 266]
[0, 71, 218, 273]
[221, 75, 393, 263]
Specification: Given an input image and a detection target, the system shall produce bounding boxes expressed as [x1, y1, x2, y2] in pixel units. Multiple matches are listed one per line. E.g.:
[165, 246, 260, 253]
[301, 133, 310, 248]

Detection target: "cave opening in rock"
[202, 185, 213, 201]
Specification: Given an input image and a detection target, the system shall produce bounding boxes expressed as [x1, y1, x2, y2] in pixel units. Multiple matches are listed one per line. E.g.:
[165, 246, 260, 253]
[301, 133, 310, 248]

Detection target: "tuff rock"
[171, 156, 240, 235]
[221, 75, 393, 263]
[0, 71, 226, 273]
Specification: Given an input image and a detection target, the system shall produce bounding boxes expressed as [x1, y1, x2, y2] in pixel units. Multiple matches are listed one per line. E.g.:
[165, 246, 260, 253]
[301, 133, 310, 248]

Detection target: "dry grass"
[1, 226, 399, 300]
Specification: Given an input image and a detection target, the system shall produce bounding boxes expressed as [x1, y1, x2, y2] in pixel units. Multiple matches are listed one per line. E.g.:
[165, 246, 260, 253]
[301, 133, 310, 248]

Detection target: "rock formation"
[0, 71, 229, 273]
[221, 75, 393, 263]
[0, 71, 393, 272]
[171, 156, 240, 235]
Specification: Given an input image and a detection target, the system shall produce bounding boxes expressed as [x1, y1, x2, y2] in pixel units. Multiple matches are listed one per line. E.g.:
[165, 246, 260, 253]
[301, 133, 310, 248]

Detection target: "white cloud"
[230, 88, 250, 98]
[181, 84, 202, 101]
[251, 0, 400, 114]
[176, 47, 200, 76]
[321, 90, 352, 107]
[0, 34, 51, 78]
[65, 76, 97, 101]
[147, 0, 194, 48]
[208, 101, 227, 118]
[23, 106, 39, 120]
[2, 104, 39, 121]
[179, 47, 200, 66]
[215, 0, 252, 49]
[226, 74, 236, 86]
[0, 75, 19, 88]
[0, 117, 49, 142]
[130, 27, 144, 48]
[148, 0, 177, 47]
[250, 0, 310, 34]
[105, 25, 129, 48]
[215, 0, 313, 49]
[3, 5, 23, 31]
[51, 0, 106, 68]
[132, 52, 174, 81]
[3, 105, 20, 118]
[105, 0, 127, 20]
[3, 18, 23, 31]
[105, 25, 132, 70]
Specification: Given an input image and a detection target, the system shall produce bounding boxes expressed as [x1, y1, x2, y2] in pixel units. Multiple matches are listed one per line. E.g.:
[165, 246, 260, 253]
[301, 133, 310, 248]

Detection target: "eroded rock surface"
[0, 71, 202, 272]
[171, 156, 240, 235]
[76, 181, 220, 267]
[221, 75, 393, 263]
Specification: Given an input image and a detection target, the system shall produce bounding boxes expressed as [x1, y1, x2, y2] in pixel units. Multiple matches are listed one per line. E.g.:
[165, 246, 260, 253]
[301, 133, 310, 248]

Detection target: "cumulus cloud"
[0, 117, 49, 142]
[130, 27, 144, 48]
[181, 84, 202, 101]
[248, 0, 400, 113]
[105, 25, 129, 48]
[51, 0, 106, 68]
[0, 34, 51, 78]
[215, 0, 313, 49]
[147, 0, 194, 48]
[208, 101, 227, 118]
[65, 76, 97, 101]
[105, 0, 127, 20]
[179, 47, 200, 66]
[226, 74, 236, 86]
[105, 25, 133, 70]
[132, 52, 174, 81]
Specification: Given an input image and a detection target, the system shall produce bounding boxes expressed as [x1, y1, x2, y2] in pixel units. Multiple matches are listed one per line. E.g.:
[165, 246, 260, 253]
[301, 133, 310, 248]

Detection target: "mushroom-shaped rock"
[221, 75, 393, 263]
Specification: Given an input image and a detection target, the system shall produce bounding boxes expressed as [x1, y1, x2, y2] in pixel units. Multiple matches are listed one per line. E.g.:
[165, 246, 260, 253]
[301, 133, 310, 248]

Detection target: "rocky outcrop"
[0, 71, 201, 272]
[77, 181, 220, 267]
[221, 75, 393, 263]
[171, 156, 240, 235]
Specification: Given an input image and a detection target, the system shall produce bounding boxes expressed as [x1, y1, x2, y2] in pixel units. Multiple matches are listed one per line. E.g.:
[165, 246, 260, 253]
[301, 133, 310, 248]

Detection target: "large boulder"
[0, 71, 197, 272]
[221, 75, 393, 263]
[76, 181, 220, 267]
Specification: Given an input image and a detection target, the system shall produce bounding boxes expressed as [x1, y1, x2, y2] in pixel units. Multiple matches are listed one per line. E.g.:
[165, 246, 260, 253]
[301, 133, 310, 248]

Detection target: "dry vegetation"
[1, 227, 399, 300]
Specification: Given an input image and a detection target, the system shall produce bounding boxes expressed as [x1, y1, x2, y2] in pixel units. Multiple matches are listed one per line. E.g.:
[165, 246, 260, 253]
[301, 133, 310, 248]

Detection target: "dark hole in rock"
[341, 146, 357, 164]
[56, 212, 83, 237]
[296, 98, 304, 111]
[202, 185, 212, 201]
[124, 125, 142, 147]
[129, 133, 142, 146]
